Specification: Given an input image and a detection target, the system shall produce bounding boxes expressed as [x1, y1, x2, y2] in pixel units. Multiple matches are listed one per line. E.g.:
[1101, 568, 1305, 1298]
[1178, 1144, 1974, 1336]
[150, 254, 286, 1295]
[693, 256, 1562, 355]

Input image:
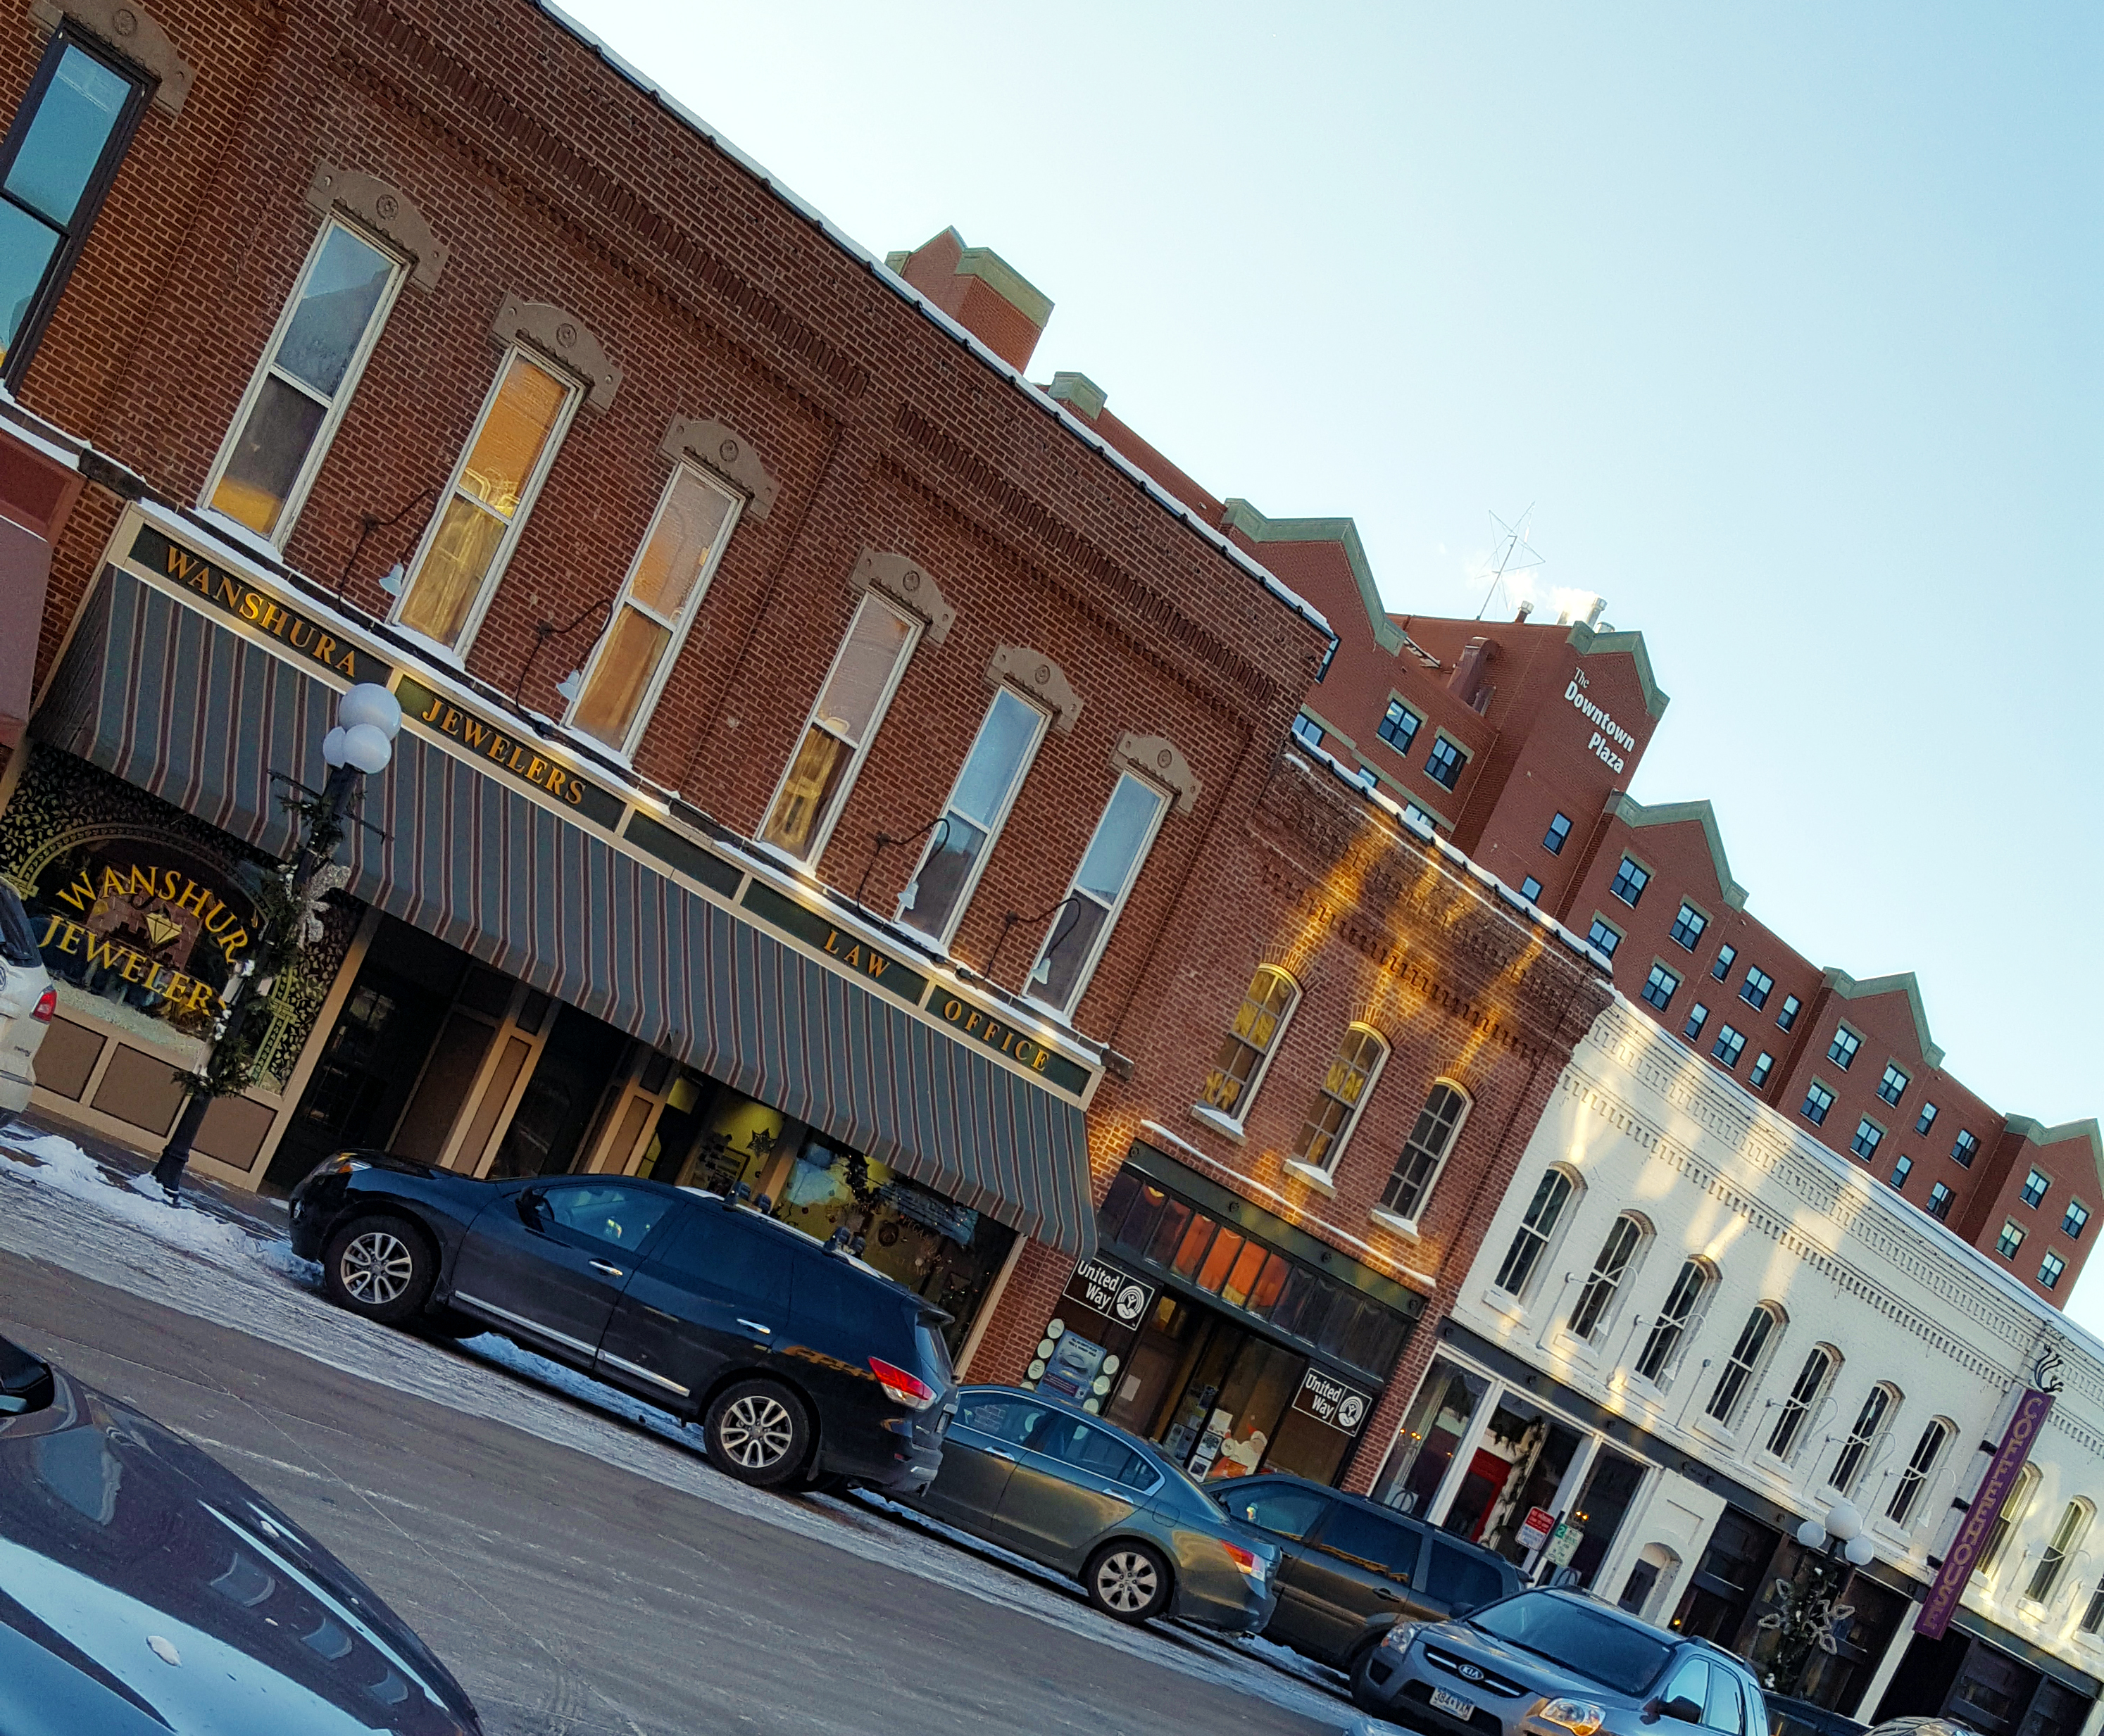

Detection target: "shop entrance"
[263, 917, 467, 1189]
[1103, 1291, 1367, 1487]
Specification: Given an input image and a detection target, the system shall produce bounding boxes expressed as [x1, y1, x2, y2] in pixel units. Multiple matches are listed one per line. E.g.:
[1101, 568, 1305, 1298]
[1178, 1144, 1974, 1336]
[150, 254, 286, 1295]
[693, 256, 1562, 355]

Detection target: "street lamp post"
[1758, 1499, 1877, 1694]
[151, 684, 400, 1201]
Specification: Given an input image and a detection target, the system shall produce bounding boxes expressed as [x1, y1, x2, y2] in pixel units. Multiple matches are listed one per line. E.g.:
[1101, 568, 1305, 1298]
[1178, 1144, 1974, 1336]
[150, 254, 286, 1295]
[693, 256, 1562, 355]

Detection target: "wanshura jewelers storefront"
[3, 505, 1104, 1352]
[1017, 1140, 1427, 1490]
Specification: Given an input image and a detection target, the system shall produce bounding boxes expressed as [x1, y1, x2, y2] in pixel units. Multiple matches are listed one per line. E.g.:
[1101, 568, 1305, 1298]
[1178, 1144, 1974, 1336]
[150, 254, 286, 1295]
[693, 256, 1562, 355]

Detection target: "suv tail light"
[30, 988, 56, 1024]
[868, 1357, 937, 1411]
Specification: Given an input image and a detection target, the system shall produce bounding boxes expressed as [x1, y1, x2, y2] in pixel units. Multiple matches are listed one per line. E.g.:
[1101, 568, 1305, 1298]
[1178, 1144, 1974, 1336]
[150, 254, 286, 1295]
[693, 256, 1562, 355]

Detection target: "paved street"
[0, 1134, 1355, 1736]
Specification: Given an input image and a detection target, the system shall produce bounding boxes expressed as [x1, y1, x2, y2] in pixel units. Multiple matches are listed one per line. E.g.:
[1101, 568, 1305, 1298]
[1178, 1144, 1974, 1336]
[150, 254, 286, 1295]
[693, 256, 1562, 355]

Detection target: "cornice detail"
[986, 644, 1082, 733]
[852, 548, 953, 643]
[660, 416, 778, 520]
[489, 297, 620, 412]
[30, 0, 190, 112]
[305, 163, 446, 289]
[1114, 732, 1198, 814]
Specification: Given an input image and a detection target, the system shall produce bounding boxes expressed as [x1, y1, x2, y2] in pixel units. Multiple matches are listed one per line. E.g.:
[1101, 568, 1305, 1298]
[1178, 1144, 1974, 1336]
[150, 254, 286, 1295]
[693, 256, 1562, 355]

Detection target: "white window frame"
[897, 685, 1049, 946]
[758, 592, 922, 867]
[1632, 1257, 1712, 1387]
[1372, 1078, 1471, 1231]
[1829, 1382, 1898, 1497]
[1491, 1165, 1581, 1301]
[1886, 1417, 1952, 1528]
[561, 462, 744, 759]
[201, 216, 408, 547]
[1287, 1021, 1391, 1181]
[1199, 964, 1302, 1129]
[1705, 1302, 1784, 1429]
[1767, 1344, 1839, 1463]
[1567, 1212, 1651, 1344]
[390, 344, 584, 660]
[1024, 769, 1171, 1017]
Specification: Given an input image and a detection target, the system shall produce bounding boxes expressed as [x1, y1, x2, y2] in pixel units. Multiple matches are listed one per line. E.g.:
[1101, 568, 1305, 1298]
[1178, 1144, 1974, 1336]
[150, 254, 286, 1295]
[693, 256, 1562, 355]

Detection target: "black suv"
[1214, 1473, 1520, 1672]
[289, 1152, 956, 1493]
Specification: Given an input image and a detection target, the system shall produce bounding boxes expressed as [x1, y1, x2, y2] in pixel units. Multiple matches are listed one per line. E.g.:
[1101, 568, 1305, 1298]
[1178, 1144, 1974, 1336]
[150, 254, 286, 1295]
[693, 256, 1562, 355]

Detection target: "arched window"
[1831, 1383, 1898, 1495]
[1377, 1081, 1471, 1226]
[2081, 1573, 2104, 1635]
[1767, 1346, 1839, 1461]
[1201, 966, 1298, 1122]
[1979, 1464, 2041, 1583]
[1494, 1167, 1579, 1297]
[1705, 1303, 1782, 1427]
[2027, 1500, 2095, 1604]
[1291, 1023, 1387, 1174]
[1887, 1419, 1952, 1527]
[1569, 1214, 1648, 1340]
[1634, 1259, 1710, 1383]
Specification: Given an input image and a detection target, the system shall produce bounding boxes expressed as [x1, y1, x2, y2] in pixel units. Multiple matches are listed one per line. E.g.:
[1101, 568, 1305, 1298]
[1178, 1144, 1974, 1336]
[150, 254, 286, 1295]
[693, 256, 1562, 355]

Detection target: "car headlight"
[1381, 1621, 1422, 1653]
[1539, 1699, 1606, 1736]
[303, 1153, 370, 1185]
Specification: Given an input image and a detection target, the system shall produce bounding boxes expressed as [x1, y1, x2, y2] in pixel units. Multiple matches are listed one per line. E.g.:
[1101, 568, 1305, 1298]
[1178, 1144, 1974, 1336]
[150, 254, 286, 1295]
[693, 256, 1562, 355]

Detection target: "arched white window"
[1201, 965, 1299, 1123]
[1979, 1464, 2041, 1583]
[1634, 1259, 1711, 1384]
[2028, 1500, 2096, 1604]
[1886, 1419, 1952, 1527]
[1705, 1303, 1783, 1428]
[1569, 1213, 1648, 1341]
[1494, 1166, 1579, 1299]
[1831, 1383, 1898, 1495]
[1291, 1022, 1388, 1175]
[1767, 1345, 1839, 1461]
[1376, 1080, 1471, 1226]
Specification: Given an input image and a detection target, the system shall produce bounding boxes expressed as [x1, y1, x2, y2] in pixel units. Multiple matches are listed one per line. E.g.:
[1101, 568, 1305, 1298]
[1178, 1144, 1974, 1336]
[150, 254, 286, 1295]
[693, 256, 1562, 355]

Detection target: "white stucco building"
[1365, 995, 2103, 1734]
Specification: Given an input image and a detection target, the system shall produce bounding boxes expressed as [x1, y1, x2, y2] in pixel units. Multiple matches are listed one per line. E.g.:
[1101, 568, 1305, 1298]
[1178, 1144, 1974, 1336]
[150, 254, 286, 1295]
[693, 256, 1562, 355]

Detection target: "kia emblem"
[1459, 1663, 1484, 1681]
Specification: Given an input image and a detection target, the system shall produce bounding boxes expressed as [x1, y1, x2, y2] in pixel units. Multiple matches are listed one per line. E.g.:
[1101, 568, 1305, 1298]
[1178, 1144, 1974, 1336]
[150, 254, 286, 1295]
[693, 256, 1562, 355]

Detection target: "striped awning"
[35, 565, 1097, 1256]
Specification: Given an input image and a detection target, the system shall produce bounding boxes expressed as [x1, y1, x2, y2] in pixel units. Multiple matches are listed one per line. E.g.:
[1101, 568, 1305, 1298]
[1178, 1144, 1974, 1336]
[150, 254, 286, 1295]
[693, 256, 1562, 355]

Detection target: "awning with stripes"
[34, 564, 1097, 1257]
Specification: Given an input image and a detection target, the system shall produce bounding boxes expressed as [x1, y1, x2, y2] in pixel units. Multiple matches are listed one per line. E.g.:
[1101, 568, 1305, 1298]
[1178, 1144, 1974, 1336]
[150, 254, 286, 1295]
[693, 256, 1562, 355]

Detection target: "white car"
[0, 883, 55, 1126]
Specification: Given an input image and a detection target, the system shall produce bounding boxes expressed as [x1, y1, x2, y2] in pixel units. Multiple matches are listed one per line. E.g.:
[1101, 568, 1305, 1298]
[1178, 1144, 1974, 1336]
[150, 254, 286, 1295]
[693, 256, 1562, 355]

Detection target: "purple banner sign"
[1915, 1386, 2056, 1639]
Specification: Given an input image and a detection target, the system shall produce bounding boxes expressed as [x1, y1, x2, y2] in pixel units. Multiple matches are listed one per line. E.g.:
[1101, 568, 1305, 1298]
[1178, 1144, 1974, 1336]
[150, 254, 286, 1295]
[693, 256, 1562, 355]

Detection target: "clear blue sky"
[565, 1, 2103, 1331]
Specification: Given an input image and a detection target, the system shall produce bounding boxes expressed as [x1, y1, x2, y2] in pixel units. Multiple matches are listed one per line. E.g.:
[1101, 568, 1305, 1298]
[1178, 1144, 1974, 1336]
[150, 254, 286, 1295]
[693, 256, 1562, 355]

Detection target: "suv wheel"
[1084, 1541, 1170, 1623]
[703, 1378, 810, 1488]
[322, 1215, 434, 1324]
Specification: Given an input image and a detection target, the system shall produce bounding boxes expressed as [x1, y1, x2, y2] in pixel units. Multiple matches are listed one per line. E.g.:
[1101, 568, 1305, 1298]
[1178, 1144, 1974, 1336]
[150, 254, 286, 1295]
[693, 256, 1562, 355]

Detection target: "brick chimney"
[885, 227, 1053, 371]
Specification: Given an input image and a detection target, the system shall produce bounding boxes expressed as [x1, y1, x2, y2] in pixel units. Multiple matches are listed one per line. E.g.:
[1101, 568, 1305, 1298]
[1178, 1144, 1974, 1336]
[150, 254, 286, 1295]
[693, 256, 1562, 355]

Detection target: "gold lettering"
[313, 634, 337, 666]
[440, 706, 463, 735]
[203, 901, 237, 935]
[461, 717, 488, 749]
[335, 649, 358, 677]
[842, 944, 862, 969]
[187, 981, 215, 1013]
[506, 745, 532, 774]
[37, 912, 65, 947]
[823, 929, 842, 956]
[55, 868, 98, 912]
[215, 577, 242, 611]
[545, 769, 568, 798]
[487, 733, 511, 762]
[125, 864, 157, 899]
[55, 919, 83, 955]
[256, 603, 288, 636]
[160, 868, 183, 899]
[173, 878, 213, 918]
[165, 546, 195, 582]
[1031, 1047, 1050, 1072]
[117, 949, 147, 983]
[421, 693, 446, 724]
[943, 998, 963, 1021]
[964, 1011, 982, 1036]
[863, 952, 889, 981]
[524, 755, 548, 786]
[239, 588, 265, 621]
[161, 970, 190, 1003]
[99, 867, 127, 899]
[563, 778, 584, 806]
[82, 933, 121, 972]
[217, 926, 249, 960]
[983, 1020, 1003, 1048]
[287, 619, 314, 650]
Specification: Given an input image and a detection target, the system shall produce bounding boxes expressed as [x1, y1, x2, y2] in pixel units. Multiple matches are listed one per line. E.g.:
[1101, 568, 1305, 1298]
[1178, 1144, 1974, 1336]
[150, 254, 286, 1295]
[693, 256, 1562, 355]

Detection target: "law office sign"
[1915, 1384, 2056, 1639]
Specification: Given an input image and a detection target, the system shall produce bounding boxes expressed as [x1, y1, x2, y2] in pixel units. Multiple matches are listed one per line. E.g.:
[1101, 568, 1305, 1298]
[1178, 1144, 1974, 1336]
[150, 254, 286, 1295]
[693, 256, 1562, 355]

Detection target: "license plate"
[1430, 1687, 1476, 1721]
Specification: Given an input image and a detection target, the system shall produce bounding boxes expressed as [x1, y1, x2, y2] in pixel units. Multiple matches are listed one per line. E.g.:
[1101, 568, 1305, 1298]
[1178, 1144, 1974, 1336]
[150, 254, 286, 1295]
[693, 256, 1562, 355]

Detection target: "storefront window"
[1377, 1357, 1489, 1516]
[1561, 1450, 1645, 1588]
[1444, 1395, 1585, 1566]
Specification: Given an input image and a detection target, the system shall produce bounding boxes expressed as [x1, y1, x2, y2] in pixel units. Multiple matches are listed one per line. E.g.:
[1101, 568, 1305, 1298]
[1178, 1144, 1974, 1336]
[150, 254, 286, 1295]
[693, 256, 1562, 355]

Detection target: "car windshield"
[1467, 1593, 1672, 1694]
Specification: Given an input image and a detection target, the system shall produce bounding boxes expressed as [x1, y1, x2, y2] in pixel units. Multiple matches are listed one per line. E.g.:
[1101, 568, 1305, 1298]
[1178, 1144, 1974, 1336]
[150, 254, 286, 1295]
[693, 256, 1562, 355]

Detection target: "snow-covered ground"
[0, 1126, 1401, 1732]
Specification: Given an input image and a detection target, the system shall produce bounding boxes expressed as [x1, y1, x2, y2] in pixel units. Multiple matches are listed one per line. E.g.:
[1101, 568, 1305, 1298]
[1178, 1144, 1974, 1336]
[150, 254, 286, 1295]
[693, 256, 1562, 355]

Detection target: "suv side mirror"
[1651, 1696, 1704, 1724]
[0, 1336, 56, 1416]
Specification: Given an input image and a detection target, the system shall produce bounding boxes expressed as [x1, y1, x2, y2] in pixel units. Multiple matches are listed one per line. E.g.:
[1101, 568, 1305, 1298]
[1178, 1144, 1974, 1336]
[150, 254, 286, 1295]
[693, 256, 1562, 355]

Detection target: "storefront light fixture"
[1796, 1499, 1876, 1566]
[322, 682, 401, 775]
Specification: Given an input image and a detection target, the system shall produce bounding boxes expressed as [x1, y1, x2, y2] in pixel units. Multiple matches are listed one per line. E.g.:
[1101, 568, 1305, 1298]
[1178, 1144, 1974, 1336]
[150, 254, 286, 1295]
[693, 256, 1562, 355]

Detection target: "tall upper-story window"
[1377, 1081, 1469, 1226]
[205, 220, 406, 541]
[1831, 1383, 1896, 1495]
[566, 465, 741, 755]
[395, 348, 580, 653]
[1570, 1214, 1647, 1340]
[1705, 1304, 1781, 1428]
[1634, 1259, 1708, 1383]
[2029, 1502, 2096, 1604]
[1289, 1023, 1387, 1175]
[1979, 1464, 2040, 1583]
[1494, 1168, 1577, 1298]
[0, 28, 151, 387]
[1026, 770, 1170, 1014]
[760, 594, 919, 863]
[1887, 1419, 1950, 1528]
[1202, 966, 1299, 1123]
[899, 686, 1048, 943]
[1768, 1345, 1836, 1461]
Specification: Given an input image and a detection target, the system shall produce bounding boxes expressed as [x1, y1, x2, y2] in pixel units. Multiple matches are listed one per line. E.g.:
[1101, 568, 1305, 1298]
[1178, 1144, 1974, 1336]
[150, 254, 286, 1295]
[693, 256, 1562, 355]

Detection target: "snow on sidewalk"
[0, 1125, 1382, 1730]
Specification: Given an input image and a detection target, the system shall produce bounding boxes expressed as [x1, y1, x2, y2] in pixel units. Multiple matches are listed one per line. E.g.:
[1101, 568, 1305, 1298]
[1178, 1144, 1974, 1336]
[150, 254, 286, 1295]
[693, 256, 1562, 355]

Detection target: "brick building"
[0, 0, 1612, 1495]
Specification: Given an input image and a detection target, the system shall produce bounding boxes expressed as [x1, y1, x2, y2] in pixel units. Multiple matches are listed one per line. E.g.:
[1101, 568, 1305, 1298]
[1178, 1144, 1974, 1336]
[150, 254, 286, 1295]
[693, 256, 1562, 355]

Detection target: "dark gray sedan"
[906, 1384, 1282, 1630]
[1353, 1587, 1767, 1734]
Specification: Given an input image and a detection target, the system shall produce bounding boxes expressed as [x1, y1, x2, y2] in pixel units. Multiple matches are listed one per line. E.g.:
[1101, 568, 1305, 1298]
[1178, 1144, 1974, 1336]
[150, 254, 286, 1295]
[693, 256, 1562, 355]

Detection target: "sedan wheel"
[321, 1214, 434, 1325]
[1084, 1542, 1170, 1623]
[703, 1379, 810, 1489]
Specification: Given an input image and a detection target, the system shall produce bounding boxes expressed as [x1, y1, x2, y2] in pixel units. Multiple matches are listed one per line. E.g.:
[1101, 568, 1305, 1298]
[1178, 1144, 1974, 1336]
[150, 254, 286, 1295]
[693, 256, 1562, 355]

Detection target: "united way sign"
[1293, 1367, 1375, 1436]
[1062, 1258, 1156, 1335]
